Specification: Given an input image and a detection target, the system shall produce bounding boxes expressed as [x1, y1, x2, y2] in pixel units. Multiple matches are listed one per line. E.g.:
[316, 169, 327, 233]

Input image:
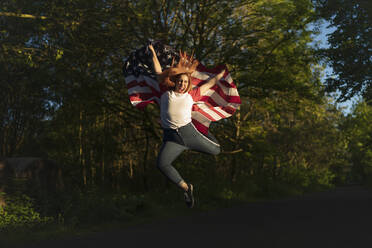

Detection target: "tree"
[342, 101, 372, 183]
[0, 0, 52, 157]
[315, 0, 372, 102]
[1, 0, 349, 195]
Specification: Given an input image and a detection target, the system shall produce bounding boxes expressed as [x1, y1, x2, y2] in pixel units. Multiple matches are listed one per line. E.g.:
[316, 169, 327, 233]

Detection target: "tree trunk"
[231, 106, 241, 183]
[79, 109, 86, 186]
[142, 132, 149, 192]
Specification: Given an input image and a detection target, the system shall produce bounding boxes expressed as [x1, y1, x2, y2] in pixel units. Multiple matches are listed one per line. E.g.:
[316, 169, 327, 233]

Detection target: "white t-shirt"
[160, 88, 201, 129]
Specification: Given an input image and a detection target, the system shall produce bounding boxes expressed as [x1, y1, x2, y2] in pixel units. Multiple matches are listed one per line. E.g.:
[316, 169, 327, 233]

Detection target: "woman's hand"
[216, 69, 225, 80]
[149, 44, 163, 76]
[148, 44, 155, 53]
[148, 44, 157, 58]
[199, 69, 226, 95]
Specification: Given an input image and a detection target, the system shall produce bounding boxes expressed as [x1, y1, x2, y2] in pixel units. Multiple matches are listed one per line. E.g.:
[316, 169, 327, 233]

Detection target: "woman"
[149, 44, 225, 208]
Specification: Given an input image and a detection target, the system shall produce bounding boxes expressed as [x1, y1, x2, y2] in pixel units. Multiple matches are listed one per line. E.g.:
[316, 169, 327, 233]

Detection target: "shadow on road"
[12, 186, 372, 248]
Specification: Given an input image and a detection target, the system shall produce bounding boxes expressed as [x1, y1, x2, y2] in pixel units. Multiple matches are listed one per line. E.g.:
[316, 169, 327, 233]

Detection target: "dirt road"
[16, 186, 372, 248]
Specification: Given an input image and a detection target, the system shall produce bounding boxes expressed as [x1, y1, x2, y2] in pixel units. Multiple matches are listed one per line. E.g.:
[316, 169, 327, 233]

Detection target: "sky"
[310, 22, 360, 115]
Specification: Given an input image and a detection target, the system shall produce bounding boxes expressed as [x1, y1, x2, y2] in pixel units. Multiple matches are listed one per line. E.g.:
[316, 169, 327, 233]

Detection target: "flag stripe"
[191, 118, 209, 135]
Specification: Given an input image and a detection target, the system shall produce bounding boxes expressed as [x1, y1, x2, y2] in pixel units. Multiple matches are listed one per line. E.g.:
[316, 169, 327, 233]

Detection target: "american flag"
[123, 42, 241, 135]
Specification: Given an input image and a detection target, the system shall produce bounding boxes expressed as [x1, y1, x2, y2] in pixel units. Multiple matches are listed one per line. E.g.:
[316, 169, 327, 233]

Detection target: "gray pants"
[157, 122, 220, 185]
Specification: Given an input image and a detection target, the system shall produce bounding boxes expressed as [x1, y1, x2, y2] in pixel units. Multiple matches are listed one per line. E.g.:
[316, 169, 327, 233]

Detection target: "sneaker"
[184, 183, 194, 208]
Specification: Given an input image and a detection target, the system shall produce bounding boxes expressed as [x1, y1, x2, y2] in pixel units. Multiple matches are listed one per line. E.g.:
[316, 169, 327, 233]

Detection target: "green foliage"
[315, 0, 372, 101]
[0, 193, 53, 232]
[58, 188, 148, 227]
[341, 101, 372, 183]
[280, 165, 335, 190]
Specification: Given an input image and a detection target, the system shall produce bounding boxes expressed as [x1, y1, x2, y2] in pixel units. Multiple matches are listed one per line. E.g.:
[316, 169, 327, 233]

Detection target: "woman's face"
[174, 74, 189, 93]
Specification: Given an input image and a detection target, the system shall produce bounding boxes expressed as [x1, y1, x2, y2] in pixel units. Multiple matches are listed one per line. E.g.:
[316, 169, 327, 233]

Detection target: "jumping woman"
[148, 44, 225, 208]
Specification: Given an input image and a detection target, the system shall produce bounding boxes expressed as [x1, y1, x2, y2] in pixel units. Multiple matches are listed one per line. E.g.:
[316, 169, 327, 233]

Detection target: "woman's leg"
[157, 141, 194, 207]
[179, 123, 221, 155]
[156, 141, 188, 188]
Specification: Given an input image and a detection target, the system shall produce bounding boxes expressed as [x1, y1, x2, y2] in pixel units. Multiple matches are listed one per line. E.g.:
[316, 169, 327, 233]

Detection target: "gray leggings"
[156, 122, 220, 185]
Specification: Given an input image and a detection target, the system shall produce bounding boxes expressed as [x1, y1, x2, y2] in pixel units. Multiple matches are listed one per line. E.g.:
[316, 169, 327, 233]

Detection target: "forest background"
[0, 0, 371, 240]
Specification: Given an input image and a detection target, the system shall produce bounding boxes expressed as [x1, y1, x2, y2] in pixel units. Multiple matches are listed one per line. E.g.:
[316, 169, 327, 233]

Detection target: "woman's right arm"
[149, 44, 162, 76]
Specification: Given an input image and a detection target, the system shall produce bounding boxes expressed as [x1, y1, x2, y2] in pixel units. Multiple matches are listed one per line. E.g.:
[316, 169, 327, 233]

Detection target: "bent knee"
[156, 159, 169, 171]
[211, 145, 221, 155]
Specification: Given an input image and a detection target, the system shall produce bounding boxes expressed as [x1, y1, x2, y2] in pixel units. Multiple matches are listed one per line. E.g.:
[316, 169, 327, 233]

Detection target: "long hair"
[159, 50, 199, 92]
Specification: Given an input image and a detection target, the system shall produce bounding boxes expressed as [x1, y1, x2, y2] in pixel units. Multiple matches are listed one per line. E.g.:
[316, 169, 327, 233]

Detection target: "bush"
[60, 188, 148, 226]
[0, 193, 54, 232]
[279, 165, 335, 192]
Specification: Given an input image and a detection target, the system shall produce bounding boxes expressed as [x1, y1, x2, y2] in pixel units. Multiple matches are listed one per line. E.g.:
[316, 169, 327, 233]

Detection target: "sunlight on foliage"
[0, 194, 54, 232]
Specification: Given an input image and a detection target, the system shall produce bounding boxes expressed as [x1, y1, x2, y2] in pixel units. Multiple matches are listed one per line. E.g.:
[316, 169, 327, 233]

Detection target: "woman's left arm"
[199, 69, 225, 95]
